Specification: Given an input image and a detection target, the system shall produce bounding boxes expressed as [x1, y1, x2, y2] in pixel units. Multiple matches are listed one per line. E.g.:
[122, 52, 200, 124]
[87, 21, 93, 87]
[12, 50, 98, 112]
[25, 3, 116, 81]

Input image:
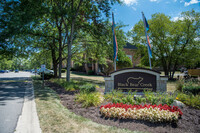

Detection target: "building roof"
[123, 42, 137, 49]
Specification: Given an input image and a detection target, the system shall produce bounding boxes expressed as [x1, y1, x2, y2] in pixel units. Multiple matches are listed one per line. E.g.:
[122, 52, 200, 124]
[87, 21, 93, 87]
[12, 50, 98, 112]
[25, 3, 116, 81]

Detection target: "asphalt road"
[0, 72, 32, 133]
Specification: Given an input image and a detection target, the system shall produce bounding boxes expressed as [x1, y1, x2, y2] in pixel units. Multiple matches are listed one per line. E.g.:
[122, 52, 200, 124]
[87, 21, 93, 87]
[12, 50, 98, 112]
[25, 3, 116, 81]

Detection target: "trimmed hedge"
[182, 85, 200, 95]
[41, 73, 54, 79]
[80, 84, 96, 93]
[88, 70, 95, 75]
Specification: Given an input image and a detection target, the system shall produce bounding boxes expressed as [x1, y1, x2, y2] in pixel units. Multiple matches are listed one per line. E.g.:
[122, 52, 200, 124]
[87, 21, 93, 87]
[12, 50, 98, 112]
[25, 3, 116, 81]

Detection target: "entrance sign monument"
[104, 68, 168, 93]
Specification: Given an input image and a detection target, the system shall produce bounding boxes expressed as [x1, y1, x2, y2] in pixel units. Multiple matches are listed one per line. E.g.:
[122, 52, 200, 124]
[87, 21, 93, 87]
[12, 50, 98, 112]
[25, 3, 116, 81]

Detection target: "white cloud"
[149, 0, 161, 3]
[122, 0, 138, 6]
[131, 7, 137, 11]
[172, 16, 184, 21]
[150, 0, 157, 2]
[173, 0, 177, 2]
[184, 0, 200, 6]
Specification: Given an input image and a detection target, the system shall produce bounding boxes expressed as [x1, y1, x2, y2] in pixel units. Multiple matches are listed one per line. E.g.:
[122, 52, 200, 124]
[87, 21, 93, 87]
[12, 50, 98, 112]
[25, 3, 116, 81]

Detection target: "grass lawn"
[33, 79, 139, 133]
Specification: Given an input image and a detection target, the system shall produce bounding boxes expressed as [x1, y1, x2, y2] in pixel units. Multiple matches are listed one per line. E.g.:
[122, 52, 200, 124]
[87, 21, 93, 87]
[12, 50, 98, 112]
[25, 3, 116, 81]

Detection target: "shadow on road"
[0, 77, 33, 106]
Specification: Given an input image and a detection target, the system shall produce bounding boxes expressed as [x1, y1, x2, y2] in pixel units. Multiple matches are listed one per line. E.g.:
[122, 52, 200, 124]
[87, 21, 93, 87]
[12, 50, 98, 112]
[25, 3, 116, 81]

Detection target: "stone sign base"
[104, 67, 168, 93]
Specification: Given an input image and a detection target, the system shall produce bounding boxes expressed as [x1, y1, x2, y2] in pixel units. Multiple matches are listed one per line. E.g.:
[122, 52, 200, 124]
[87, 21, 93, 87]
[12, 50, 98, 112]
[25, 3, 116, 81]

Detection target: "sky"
[111, 0, 200, 32]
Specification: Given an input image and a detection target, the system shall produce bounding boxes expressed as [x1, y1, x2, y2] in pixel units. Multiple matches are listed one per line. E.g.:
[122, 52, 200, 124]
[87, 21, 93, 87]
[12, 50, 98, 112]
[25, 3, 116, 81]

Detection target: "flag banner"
[142, 12, 152, 59]
[112, 12, 118, 61]
[147, 43, 152, 58]
[147, 35, 152, 58]
[142, 12, 152, 69]
[144, 17, 149, 31]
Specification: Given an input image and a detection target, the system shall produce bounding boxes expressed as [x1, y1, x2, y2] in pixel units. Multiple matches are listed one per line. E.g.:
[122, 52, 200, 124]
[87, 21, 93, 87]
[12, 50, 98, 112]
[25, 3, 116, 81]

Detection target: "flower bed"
[100, 103, 183, 123]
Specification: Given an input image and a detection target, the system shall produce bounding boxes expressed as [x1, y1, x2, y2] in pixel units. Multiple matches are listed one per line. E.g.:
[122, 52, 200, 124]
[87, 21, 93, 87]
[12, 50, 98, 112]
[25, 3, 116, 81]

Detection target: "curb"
[15, 80, 42, 133]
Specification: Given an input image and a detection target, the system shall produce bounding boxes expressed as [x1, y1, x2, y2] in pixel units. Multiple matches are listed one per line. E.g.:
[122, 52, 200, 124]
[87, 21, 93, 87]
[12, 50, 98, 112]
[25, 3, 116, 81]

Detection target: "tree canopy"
[128, 10, 200, 79]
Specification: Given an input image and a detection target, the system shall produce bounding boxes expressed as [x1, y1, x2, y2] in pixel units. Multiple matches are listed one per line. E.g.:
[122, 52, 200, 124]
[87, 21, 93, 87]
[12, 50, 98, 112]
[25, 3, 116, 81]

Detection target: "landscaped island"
[32, 75, 200, 133]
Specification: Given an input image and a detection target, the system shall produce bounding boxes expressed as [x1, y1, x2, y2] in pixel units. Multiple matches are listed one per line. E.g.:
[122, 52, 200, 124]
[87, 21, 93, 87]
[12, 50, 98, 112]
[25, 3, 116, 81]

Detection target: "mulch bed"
[45, 81, 200, 133]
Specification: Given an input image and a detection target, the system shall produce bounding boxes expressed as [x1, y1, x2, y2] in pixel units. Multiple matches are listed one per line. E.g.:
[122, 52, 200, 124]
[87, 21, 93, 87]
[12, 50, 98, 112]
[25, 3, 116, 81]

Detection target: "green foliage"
[128, 10, 200, 78]
[144, 90, 176, 105]
[104, 90, 125, 101]
[150, 97, 159, 105]
[161, 98, 167, 105]
[112, 98, 122, 104]
[177, 93, 200, 109]
[183, 85, 200, 95]
[88, 70, 95, 75]
[75, 92, 103, 108]
[141, 98, 146, 104]
[167, 98, 174, 106]
[135, 96, 142, 105]
[51, 79, 80, 91]
[117, 55, 133, 69]
[176, 80, 184, 92]
[79, 84, 96, 93]
[41, 73, 54, 80]
[176, 79, 200, 95]
[61, 69, 66, 73]
[122, 97, 128, 104]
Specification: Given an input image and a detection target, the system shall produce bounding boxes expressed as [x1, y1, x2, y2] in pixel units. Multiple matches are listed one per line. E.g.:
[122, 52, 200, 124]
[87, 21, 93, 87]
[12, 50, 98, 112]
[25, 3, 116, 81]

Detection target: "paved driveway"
[0, 72, 31, 133]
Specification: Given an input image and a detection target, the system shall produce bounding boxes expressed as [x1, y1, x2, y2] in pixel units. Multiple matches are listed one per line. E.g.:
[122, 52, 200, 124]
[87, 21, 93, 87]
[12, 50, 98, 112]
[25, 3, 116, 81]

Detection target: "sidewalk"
[15, 79, 42, 133]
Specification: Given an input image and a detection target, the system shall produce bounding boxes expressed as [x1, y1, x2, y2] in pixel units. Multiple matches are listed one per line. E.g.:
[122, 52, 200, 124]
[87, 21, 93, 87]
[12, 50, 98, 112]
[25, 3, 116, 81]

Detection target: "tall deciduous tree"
[128, 10, 200, 79]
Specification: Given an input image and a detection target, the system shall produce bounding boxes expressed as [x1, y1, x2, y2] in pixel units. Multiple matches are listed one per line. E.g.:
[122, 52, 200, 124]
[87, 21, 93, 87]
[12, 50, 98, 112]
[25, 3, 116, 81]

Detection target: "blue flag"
[142, 12, 152, 59]
[112, 12, 118, 61]
[144, 17, 149, 31]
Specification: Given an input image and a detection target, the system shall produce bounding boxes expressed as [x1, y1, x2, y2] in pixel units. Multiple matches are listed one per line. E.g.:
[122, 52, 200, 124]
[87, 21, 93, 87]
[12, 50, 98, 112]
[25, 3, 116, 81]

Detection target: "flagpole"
[142, 12, 152, 69]
[114, 59, 116, 71]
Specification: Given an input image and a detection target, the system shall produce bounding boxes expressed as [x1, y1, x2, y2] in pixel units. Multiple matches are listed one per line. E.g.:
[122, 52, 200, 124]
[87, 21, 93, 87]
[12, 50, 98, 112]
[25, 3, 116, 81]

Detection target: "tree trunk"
[51, 39, 58, 77]
[171, 61, 178, 79]
[84, 53, 89, 74]
[58, 30, 62, 78]
[66, 21, 75, 82]
[162, 58, 168, 76]
[95, 62, 98, 75]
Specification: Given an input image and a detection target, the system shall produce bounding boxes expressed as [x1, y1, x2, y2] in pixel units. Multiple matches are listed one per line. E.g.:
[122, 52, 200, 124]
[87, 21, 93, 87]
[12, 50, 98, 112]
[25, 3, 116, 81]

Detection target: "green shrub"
[176, 80, 184, 91]
[122, 97, 128, 104]
[41, 73, 54, 79]
[182, 85, 200, 95]
[61, 69, 66, 73]
[104, 90, 125, 101]
[144, 90, 154, 102]
[126, 95, 133, 103]
[150, 97, 159, 105]
[80, 84, 96, 93]
[161, 98, 167, 105]
[136, 96, 142, 105]
[117, 56, 133, 69]
[64, 82, 79, 91]
[177, 92, 200, 109]
[141, 98, 146, 104]
[129, 99, 136, 105]
[167, 98, 174, 106]
[50, 79, 80, 91]
[112, 98, 117, 104]
[75, 92, 103, 107]
[88, 70, 94, 75]
[112, 98, 122, 104]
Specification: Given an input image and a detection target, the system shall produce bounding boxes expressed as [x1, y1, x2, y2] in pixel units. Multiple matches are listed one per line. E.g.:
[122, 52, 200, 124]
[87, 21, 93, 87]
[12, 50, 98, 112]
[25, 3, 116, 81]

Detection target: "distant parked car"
[5, 70, 9, 73]
[0, 70, 5, 73]
[37, 68, 54, 75]
[15, 69, 19, 73]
